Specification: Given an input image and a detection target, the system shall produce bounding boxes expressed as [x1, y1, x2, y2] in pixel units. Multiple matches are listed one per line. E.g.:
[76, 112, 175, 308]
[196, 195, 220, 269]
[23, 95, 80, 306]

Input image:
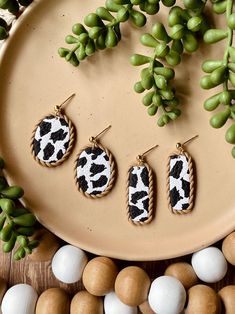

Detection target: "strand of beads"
[0, 230, 235, 314]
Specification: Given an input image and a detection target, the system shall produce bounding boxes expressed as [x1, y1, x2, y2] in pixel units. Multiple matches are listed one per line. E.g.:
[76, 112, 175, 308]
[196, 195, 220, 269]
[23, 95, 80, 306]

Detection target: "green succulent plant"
[0, 158, 39, 260]
[201, 0, 235, 158]
[58, 0, 178, 67]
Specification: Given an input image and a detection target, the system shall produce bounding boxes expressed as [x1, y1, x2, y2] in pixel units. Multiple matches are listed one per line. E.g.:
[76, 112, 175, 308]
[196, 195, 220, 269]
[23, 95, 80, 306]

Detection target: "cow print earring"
[167, 135, 198, 215]
[74, 125, 116, 198]
[127, 144, 158, 226]
[31, 94, 76, 167]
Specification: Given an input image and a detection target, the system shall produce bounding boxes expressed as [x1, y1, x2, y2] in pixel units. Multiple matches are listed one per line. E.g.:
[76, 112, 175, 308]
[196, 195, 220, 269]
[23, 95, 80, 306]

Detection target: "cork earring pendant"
[167, 135, 198, 214]
[127, 144, 158, 226]
[31, 94, 76, 167]
[74, 125, 116, 199]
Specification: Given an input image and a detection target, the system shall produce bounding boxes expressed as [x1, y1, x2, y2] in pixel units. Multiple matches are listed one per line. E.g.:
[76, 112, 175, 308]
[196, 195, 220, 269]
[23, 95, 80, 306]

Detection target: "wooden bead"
[36, 288, 70, 314]
[29, 229, 60, 262]
[0, 276, 7, 303]
[82, 257, 118, 296]
[222, 232, 235, 266]
[164, 262, 198, 289]
[185, 284, 221, 314]
[70, 291, 103, 314]
[115, 266, 150, 306]
[139, 300, 155, 314]
[218, 285, 235, 314]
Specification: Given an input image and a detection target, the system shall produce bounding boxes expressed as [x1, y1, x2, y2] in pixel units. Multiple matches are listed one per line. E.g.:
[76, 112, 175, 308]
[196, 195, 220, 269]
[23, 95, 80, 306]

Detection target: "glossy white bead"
[52, 245, 88, 284]
[191, 246, 227, 283]
[104, 292, 138, 314]
[1, 284, 38, 314]
[148, 276, 186, 314]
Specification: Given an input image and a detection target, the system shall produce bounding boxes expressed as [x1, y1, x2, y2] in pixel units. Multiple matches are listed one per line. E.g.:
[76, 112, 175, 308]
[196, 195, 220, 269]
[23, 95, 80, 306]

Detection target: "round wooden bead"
[139, 300, 155, 314]
[52, 245, 88, 284]
[148, 276, 186, 314]
[185, 284, 221, 314]
[191, 247, 227, 283]
[164, 262, 198, 289]
[218, 285, 235, 314]
[222, 232, 235, 266]
[104, 292, 138, 314]
[115, 266, 150, 306]
[35, 288, 70, 314]
[70, 291, 103, 314]
[82, 257, 118, 296]
[29, 229, 60, 262]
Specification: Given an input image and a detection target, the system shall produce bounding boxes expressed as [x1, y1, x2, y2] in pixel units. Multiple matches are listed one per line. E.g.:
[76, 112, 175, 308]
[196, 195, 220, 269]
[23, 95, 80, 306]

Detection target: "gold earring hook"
[54, 93, 76, 115]
[176, 135, 199, 151]
[137, 144, 159, 164]
[89, 125, 112, 144]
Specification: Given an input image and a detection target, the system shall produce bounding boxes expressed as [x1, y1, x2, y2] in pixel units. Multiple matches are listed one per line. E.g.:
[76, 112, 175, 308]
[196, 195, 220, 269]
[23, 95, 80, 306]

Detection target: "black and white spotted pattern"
[33, 115, 71, 164]
[128, 166, 151, 222]
[75, 146, 112, 196]
[169, 154, 191, 211]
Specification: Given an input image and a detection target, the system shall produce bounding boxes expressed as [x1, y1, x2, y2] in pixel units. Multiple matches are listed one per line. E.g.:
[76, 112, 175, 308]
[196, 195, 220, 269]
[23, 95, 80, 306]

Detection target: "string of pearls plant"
[58, 0, 178, 67]
[201, 0, 235, 158]
[0, 158, 38, 260]
[131, 0, 209, 126]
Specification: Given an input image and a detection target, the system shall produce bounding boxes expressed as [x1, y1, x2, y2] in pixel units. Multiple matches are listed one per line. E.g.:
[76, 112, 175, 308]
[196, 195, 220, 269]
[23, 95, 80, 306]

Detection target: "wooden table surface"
[0, 237, 234, 297]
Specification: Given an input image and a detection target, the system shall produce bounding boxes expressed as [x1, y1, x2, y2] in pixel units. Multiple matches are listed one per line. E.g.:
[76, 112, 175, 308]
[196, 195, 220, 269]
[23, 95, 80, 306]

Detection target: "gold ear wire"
[54, 93, 76, 115]
[176, 135, 199, 151]
[137, 144, 159, 163]
[89, 125, 112, 144]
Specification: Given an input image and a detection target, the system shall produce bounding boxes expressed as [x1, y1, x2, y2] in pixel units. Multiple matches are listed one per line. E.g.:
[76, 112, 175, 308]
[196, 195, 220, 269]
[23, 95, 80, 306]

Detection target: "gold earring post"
[89, 125, 112, 143]
[137, 144, 159, 163]
[176, 135, 199, 150]
[54, 93, 76, 113]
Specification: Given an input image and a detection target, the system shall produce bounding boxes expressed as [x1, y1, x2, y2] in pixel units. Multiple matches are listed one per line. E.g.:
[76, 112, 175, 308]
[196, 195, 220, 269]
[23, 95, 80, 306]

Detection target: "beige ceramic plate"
[0, 0, 235, 261]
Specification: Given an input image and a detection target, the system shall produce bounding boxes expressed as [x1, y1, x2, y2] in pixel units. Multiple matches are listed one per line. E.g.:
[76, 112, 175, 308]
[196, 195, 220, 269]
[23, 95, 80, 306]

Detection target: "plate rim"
[0, 0, 235, 261]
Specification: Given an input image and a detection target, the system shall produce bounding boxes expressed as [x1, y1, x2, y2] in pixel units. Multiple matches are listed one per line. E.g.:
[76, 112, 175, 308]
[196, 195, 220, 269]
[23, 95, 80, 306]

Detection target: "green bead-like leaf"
[130, 10, 146, 27]
[226, 124, 235, 144]
[148, 104, 158, 116]
[141, 33, 158, 48]
[72, 23, 87, 36]
[96, 7, 114, 21]
[210, 108, 231, 128]
[170, 24, 185, 40]
[204, 29, 228, 44]
[202, 60, 224, 73]
[204, 94, 221, 111]
[130, 54, 151, 66]
[142, 91, 154, 106]
[152, 22, 170, 42]
[213, 1, 227, 14]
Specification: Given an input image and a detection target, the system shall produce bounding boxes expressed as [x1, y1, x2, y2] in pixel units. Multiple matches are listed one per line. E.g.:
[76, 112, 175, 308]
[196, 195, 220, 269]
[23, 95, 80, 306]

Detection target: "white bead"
[191, 246, 227, 283]
[52, 245, 88, 284]
[1, 284, 38, 314]
[104, 292, 138, 314]
[148, 276, 186, 314]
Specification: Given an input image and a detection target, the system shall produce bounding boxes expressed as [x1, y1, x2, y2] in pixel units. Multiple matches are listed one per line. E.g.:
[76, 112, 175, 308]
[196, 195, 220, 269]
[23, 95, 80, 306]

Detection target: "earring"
[31, 94, 76, 167]
[167, 135, 198, 214]
[74, 125, 116, 198]
[127, 144, 158, 226]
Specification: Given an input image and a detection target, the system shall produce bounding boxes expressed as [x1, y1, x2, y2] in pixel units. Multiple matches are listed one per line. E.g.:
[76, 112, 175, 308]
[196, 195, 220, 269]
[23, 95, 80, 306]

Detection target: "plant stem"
[223, 0, 234, 91]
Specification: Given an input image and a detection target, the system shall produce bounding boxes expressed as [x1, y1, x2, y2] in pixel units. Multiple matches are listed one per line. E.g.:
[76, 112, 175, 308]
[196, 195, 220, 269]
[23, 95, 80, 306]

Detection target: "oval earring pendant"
[31, 95, 75, 167]
[127, 163, 154, 225]
[74, 126, 116, 198]
[167, 144, 195, 214]
[127, 145, 158, 226]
